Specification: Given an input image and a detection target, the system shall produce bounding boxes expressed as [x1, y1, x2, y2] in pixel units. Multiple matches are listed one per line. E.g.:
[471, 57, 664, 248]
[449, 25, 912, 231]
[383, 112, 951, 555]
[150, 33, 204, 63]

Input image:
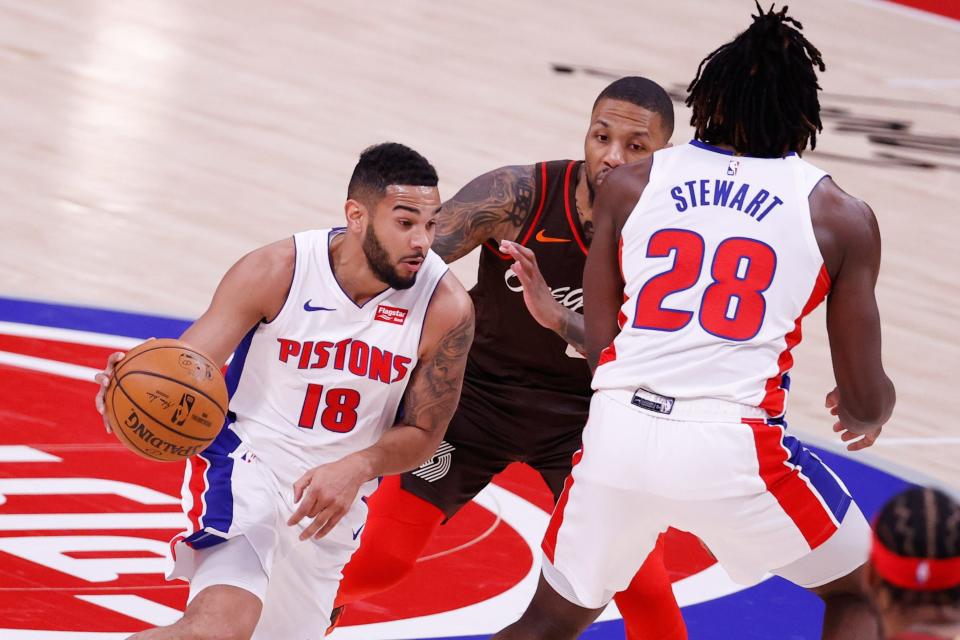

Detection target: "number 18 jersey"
[592, 141, 829, 417]
[226, 228, 448, 488]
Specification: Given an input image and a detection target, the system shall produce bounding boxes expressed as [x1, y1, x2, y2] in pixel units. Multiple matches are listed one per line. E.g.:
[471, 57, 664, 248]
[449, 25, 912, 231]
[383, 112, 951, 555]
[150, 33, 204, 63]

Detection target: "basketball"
[104, 339, 229, 462]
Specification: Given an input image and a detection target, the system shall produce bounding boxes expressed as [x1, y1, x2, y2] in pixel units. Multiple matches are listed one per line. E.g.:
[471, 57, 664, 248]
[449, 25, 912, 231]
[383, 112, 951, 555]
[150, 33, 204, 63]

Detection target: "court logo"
[412, 440, 456, 482]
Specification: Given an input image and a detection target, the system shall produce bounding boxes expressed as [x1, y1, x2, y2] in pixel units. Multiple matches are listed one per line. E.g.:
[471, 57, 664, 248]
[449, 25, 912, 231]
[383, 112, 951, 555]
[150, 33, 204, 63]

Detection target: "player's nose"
[603, 145, 626, 168]
[411, 224, 430, 251]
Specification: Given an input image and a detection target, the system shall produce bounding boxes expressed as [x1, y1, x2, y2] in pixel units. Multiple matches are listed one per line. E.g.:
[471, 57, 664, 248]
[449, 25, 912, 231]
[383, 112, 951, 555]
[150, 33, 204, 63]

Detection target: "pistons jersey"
[222, 228, 447, 487]
[592, 141, 830, 417]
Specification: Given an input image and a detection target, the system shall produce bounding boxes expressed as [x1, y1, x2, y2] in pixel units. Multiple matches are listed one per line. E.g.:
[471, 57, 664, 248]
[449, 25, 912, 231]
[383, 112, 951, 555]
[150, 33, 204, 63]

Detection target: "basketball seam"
[108, 381, 168, 461]
[113, 342, 224, 396]
[117, 369, 227, 415]
[115, 377, 220, 443]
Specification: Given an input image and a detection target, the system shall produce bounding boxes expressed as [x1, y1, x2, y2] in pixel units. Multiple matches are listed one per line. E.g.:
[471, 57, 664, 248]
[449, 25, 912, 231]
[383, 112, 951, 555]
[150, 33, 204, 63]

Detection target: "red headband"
[871, 532, 960, 591]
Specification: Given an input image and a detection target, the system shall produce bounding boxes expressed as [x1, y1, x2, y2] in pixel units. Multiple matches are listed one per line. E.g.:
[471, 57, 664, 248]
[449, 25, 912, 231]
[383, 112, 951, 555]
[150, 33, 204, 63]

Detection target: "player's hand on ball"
[499, 240, 563, 331]
[288, 456, 368, 540]
[94, 351, 126, 433]
[826, 387, 882, 451]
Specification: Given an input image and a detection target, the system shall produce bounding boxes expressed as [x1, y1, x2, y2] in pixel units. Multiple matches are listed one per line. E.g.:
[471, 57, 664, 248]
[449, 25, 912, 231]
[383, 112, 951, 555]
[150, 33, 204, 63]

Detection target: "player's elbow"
[840, 376, 896, 433]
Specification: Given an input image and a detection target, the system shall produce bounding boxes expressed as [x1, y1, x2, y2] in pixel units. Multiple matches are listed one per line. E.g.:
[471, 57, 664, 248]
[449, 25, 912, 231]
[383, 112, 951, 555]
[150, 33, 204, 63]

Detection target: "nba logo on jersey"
[375, 304, 409, 325]
[726, 159, 740, 176]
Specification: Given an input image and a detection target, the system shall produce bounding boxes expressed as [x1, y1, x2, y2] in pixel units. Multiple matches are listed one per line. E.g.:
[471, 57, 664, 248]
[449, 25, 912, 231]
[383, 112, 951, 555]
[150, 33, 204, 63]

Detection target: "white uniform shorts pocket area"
[541, 390, 870, 610]
[166, 426, 371, 638]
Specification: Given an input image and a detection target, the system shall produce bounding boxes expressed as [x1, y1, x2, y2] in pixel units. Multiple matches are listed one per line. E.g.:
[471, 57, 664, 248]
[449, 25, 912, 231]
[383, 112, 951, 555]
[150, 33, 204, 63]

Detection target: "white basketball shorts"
[166, 425, 371, 638]
[541, 389, 870, 609]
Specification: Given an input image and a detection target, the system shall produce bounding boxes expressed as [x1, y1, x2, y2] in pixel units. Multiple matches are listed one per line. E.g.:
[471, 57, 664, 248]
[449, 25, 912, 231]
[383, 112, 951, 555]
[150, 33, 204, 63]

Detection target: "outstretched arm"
[433, 165, 536, 262]
[288, 273, 475, 539]
[499, 240, 586, 355]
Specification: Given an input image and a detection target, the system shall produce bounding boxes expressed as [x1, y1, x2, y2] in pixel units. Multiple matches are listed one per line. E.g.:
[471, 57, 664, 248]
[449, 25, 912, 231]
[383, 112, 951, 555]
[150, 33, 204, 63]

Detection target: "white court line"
[0, 445, 62, 463]
[886, 78, 960, 89]
[873, 436, 960, 446]
[418, 492, 503, 562]
[845, 0, 960, 30]
[0, 513, 186, 531]
[0, 351, 99, 382]
[0, 321, 140, 349]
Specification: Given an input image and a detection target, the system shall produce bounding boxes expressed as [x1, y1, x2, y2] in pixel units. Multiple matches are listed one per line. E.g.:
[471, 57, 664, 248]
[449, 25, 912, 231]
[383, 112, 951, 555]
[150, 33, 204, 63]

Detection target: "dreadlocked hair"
[686, 2, 825, 158]
[874, 486, 960, 608]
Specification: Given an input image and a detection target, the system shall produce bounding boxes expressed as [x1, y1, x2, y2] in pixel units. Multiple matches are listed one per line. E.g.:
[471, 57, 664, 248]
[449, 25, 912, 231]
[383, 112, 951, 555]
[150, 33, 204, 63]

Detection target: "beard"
[362, 225, 418, 290]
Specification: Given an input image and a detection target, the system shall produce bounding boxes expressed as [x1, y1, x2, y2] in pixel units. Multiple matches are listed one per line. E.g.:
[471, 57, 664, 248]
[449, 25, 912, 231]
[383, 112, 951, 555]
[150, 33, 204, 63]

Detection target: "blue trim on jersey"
[781, 430, 852, 525]
[689, 139, 798, 158]
[184, 425, 243, 548]
[226, 323, 259, 400]
[0, 295, 190, 339]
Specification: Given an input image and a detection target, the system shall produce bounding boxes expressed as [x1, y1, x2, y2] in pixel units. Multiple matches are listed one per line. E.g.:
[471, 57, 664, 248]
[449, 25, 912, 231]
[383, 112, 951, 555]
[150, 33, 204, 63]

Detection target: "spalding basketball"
[105, 339, 228, 462]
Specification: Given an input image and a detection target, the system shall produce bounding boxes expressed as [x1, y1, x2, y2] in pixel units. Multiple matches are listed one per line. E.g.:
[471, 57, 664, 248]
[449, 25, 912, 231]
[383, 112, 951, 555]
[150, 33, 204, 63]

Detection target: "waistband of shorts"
[598, 388, 770, 421]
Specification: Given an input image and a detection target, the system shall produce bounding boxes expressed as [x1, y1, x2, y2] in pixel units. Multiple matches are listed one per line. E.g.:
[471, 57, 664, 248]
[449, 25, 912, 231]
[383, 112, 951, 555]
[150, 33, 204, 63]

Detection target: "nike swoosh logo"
[304, 300, 336, 312]
[352, 524, 365, 540]
[535, 229, 570, 244]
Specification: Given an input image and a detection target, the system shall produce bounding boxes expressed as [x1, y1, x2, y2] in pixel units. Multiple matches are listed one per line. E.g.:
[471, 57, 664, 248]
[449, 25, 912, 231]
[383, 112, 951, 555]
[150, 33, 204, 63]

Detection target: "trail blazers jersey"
[225, 228, 448, 487]
[593, 141, 830, 417]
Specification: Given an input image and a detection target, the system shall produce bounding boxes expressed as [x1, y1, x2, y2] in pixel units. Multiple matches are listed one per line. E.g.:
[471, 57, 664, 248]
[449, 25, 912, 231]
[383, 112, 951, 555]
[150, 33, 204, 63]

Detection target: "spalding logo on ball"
[105, 339, 228, 461]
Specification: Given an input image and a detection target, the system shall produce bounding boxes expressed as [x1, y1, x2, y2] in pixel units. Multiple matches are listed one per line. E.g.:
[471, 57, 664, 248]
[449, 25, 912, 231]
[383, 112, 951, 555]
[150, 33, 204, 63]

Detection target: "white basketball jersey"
[592, 141, 829, 417]
[225, 228, 448, 487]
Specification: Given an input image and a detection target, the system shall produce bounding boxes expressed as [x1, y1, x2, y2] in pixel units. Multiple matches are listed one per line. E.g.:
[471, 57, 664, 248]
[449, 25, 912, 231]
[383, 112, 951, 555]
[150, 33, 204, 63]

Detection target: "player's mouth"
[399, 257, 423, 272]
[595, 169, 611, 186]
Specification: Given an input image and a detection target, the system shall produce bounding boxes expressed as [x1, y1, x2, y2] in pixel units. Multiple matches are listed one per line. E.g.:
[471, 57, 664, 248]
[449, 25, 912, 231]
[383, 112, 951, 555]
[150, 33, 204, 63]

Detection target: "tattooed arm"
[287, 273, 474, 540]
[433, 164, 537, 263]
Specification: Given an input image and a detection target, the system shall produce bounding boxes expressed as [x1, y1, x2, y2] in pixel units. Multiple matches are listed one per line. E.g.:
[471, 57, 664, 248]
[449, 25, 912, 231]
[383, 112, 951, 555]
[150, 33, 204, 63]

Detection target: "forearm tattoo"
[403, 312, 475, 432]
[556, 307, 587, 355]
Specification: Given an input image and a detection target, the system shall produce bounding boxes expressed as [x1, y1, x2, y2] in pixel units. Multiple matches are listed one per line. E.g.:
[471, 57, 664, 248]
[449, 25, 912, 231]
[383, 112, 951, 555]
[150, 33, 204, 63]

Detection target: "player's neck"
[329, 232, 390, 305]
[574, 164, 593, 226]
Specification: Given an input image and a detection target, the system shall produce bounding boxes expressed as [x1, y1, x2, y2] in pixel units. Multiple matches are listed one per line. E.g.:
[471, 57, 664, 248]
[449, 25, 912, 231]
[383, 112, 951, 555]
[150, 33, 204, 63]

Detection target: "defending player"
[93, 143, 474, 639]
[335, 78, 685, 639]
[495, 5, 896, 640]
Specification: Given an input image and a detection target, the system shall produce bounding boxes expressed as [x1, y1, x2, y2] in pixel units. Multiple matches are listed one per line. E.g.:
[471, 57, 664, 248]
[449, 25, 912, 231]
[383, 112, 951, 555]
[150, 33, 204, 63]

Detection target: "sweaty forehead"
[384, 184, 441, 208]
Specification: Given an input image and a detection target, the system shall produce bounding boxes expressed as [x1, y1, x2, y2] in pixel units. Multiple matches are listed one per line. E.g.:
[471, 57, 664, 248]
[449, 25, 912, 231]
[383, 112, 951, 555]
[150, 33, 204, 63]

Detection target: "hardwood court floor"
[0, 0, 957, 609]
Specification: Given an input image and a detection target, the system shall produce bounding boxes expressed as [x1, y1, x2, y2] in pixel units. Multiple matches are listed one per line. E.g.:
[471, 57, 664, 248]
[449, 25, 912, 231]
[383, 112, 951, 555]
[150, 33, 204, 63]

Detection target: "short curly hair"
[347, 142, 438, 203]
[594, 76, 675, 140]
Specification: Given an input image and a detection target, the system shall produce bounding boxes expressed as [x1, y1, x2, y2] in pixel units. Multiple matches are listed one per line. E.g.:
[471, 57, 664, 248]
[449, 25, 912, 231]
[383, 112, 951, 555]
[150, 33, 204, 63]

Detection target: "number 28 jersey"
[592, 141, 830, 417]
[226, 228, 448, 487]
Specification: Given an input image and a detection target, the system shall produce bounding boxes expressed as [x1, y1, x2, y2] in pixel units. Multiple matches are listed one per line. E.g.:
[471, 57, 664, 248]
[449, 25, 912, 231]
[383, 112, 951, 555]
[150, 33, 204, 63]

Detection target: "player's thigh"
[255, 496, 367, 637]
[400, 409, 512, 519]
[542, 455, 667, 610]
[688, 446, 865, 587]
[178, 537, 267, 638]
[527, 427, 584, 502]
[774, 501, 870, 590]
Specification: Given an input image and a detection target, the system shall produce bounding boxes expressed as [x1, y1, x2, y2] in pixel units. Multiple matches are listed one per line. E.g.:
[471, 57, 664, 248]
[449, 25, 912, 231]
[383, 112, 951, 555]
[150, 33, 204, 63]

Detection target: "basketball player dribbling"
[334, 78, 686, 639]
[93, 143, 475, 640]
[494, 5, 896, 640]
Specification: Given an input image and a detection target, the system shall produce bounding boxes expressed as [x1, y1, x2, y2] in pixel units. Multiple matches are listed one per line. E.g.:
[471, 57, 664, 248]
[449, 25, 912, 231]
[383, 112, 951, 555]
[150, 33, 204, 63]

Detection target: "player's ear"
[344, 198, 367, 232]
